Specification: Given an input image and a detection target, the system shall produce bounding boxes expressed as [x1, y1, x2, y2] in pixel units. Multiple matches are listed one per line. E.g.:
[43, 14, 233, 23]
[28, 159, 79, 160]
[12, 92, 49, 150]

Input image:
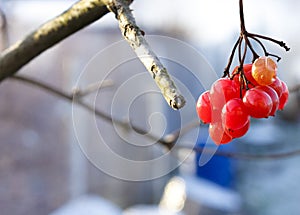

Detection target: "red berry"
[225, 120, 250, 138]
[196, 91, 212, 123]
[232, 64, 252, 75]
[211, 109, 222, 124]
[231, 74, 247, 96]
[243, 88, 273, 118]
[209, 122, 232, 145]
[256, 86, 279, 116]
[232, 64, 258, 89]
[269, 77, 283, 98]
[278, 81, 289, 110]
[243, 64, 252, 73]
[221, 98, 250, 130]
[243, 64, 259, 87]
[210, 78, 239, 110]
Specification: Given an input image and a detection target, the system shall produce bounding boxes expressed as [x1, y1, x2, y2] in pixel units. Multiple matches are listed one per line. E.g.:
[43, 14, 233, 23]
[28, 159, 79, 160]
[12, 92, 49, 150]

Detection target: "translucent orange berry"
[252, 56, 277, 86]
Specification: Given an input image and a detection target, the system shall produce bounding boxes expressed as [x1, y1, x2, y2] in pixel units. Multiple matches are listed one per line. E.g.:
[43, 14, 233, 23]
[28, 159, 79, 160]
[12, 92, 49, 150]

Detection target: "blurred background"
[0, 0, 300, 214]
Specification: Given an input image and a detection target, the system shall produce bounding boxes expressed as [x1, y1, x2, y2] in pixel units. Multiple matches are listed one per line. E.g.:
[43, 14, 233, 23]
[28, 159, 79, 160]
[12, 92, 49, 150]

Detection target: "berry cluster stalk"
[223, 0, 290, 81]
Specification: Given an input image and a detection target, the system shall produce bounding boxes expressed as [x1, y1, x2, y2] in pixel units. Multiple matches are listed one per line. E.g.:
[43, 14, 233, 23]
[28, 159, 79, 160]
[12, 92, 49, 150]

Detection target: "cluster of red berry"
[196, 56, 289, 145]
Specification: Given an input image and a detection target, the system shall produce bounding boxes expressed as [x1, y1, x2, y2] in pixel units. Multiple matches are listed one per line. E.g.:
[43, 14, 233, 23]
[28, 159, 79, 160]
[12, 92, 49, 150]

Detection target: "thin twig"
[248, 32, 290, 51]
[227, 0, 289, 86]
[245, 36, 259, 62]
[190, 145, 300, 160]
[7, 75, 300, 159]
[10, 75, 174, 149]
[238, 37, 244, 63]
[162, 119, 201, 144]
[0, 6, 8, 50]
[223, 37, 241, 77]
[106, 0, 186, 110]
[289, 84, 300, 93]
[239, 0, 246, 33]
[0, 0, 110, 81]
[72, 79, 114, 98]
[250, 36, 281, 62]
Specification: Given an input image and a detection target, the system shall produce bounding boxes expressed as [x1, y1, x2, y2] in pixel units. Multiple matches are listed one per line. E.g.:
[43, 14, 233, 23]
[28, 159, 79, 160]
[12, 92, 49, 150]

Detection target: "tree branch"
[190, 145, 300, 160]
[106, 0, 186, 110]
[0, 0, 185, 110]
[72, 79, 114, 98]
[0, 0, 110, 81]
[8, 75, 300, 160]
[289, 84, 300, 93]
[2, 0, 299, 161]
[9, 75, 174, 150]
[0, 6, 8, 50]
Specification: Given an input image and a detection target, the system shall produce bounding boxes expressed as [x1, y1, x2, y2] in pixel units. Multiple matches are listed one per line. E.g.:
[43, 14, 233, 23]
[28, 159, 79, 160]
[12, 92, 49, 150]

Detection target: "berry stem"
[239, 38, 248, 65]
[247, 32, 290, 51]
[223, 37, 242, 78]
[244, 36, 259, 62]
[239, 0, 246, 34]
[224, 0, 290, 88]
[250, 36, 281, 62]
